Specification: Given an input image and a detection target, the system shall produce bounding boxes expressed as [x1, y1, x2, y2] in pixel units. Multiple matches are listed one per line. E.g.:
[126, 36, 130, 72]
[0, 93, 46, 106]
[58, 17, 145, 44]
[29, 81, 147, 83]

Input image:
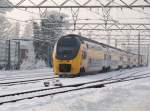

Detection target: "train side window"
[82, 51, 87, 59]
[128, 58, 130, 62]
[110, 55, 111, 60]
[86, 44, 88, 48]
[120, 56, 123, 61]
[104, 54, 107, 60]
[81, 40, 84, 43]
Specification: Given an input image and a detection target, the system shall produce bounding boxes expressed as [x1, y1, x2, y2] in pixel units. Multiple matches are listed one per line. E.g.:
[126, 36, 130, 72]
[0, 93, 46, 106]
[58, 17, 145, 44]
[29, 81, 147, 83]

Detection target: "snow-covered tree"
[0, 0, 13, 39]
[6, 22, 20, 39]
[20, 41, 36, 70]
[33, 11, 69, 65]
[41, 11, 70, 46]
[20, 22, 47, 70]
[0, 15, 11, 39]
[23, 22, 33, 39]
[0, 0, 12, 13]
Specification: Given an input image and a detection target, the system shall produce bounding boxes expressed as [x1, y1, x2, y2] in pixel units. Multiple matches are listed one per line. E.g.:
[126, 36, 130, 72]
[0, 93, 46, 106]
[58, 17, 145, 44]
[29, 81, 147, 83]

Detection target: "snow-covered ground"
[0, 67, 150, 111]
[0, 68, 53, 82]
[32, 76, 150, 111]
[0, 68, 53, 78]
[0, 67, 144, 95]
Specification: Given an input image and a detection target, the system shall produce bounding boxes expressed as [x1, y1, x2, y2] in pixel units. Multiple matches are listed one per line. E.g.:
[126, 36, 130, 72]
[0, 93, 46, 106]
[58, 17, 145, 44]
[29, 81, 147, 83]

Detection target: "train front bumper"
[53, 60, 81, 76]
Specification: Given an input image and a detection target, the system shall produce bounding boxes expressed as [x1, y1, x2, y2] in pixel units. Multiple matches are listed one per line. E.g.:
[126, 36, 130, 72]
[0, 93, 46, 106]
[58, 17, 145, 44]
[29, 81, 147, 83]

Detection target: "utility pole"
[7, 40, 11, 70]
[17, 41, 20, 69]
[138, 32, 141, 66]
[47, 45, 51, 67]
[147, 44, 150, 66]
[115, 39, 117, 48]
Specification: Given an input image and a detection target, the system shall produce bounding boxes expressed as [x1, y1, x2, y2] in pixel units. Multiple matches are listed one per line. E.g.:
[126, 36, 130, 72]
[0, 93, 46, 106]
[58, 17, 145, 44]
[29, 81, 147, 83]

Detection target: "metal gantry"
[38, 22, 150, 31]
[1, 0, 150, 32]
[2, 0, 150, 8]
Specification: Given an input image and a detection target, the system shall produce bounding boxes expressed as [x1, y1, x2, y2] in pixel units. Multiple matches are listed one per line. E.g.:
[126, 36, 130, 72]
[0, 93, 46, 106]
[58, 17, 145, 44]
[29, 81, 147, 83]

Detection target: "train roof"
[63, 34, 141, 56]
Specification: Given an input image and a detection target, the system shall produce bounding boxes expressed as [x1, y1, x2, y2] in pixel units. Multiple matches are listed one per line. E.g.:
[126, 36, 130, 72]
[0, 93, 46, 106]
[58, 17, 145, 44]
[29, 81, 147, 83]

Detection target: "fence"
[0, 40, 19, 70]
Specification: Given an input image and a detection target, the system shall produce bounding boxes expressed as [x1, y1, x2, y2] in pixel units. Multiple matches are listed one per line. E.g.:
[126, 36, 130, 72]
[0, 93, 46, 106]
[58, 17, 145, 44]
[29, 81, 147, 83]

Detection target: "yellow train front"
[52, 34, 85, 76]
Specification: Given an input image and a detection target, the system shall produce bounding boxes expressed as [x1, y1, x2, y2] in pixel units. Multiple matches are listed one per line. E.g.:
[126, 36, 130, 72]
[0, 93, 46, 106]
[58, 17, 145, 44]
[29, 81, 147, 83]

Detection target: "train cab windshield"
[56, 36, 81, 60]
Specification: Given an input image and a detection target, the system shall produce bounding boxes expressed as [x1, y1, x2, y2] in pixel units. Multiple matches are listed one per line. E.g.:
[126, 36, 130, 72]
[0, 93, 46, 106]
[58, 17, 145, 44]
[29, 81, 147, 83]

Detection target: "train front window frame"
[56, 36, 81, 60]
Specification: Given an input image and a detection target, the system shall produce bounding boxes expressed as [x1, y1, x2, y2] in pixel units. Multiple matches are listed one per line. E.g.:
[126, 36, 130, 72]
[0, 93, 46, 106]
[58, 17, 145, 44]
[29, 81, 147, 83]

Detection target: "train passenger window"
[120, 56, 123, 61]
[128, 58, 130, 62]
[109, 55, 111, 60]
[82, 51, 87, 59]
[86, 44, 88, 48]
[80, 39, 84, 43]
[104, 54, 107, 60]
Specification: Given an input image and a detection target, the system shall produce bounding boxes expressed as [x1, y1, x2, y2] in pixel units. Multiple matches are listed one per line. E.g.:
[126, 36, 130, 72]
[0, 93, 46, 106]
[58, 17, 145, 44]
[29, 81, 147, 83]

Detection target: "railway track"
[0, 71, 56, 86]
[0, 67, 142, 87]
[0, 69, 52, 76]
[0, 76, 58, 86]
[0, 68, 147, 105]
[0, 72, 53, 82]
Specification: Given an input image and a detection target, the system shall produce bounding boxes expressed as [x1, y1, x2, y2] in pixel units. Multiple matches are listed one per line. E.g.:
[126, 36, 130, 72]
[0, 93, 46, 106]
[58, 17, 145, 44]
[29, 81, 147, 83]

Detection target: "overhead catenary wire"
[0, 0, 149, 41]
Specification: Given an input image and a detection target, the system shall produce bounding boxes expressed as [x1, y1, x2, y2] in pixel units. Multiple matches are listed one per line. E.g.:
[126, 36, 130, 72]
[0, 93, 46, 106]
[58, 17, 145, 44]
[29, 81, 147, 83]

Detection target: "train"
[52, 34, 146, 77]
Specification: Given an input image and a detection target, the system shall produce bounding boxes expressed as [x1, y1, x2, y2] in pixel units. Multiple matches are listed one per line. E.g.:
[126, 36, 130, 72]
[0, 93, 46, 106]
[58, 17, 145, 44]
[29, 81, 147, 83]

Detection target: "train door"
[81, 44, 88, 72]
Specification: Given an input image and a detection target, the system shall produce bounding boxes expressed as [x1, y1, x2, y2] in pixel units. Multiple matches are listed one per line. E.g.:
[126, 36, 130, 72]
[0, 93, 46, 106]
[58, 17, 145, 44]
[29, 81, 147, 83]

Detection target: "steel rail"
[0, 76, 58, 86]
